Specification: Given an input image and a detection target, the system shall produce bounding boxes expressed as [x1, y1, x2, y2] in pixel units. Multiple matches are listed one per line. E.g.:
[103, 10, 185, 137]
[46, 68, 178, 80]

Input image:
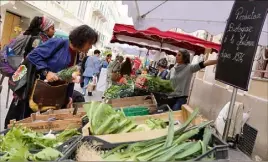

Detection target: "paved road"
[0, 77, 103, 131]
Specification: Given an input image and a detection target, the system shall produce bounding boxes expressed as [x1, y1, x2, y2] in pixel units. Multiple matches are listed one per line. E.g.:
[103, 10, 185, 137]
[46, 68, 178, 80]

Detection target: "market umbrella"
[111, 35, 177, 55]
[123, 1, 268, 46]
[111, 23, 221, 55]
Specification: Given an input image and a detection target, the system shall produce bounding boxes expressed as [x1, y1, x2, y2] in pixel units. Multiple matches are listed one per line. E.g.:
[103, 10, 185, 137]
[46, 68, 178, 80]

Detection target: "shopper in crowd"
[4, 25, 98, 128]
[107, 55, 124, 87]
[157, 58, 168, 80]
[118, 57, 132, 84]
[24, 16, 55, 53]
[166, 49, 217, 111]
[102, 54, 112, 68]
[82, 49, 102, 96]
[38, 16, 55, 42]
[132, 57, 141, 75]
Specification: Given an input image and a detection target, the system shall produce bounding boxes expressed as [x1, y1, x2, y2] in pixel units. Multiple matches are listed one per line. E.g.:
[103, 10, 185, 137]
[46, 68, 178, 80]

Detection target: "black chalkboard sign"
[215, 0, 268, 90]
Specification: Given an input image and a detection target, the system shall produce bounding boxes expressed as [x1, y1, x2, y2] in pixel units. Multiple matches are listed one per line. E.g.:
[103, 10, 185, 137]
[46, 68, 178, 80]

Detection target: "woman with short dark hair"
[4, 25, 98, 128]
[118, 57, 132, 84]
[167, 49, 217, 111]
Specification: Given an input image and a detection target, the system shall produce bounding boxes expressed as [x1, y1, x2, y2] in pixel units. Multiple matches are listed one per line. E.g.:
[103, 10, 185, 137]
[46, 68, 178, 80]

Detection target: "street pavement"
[0, 77, 103, 131]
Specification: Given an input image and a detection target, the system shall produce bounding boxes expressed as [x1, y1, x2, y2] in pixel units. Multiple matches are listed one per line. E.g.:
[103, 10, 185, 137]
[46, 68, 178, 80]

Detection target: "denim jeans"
[172, 97, 187, 111]
[83, 76, 92, 94]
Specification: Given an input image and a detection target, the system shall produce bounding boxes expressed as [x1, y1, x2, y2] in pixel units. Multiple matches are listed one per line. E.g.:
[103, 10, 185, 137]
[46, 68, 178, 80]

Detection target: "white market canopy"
[123, 1, 268, 46]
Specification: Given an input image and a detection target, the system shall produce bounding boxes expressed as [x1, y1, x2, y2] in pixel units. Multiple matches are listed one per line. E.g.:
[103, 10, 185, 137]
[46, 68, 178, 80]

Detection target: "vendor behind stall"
[167, 49, 217, 111]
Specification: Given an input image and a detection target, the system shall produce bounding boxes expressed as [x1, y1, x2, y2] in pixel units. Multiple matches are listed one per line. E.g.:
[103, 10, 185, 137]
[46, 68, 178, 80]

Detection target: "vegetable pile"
[0, 126, 80, 161]
[76, 108, 215, 161]
[104, 82, 134, 99]
[57, 65, 80, 83]
[135, 75, 174, 93]
[145, 118, 167, 130]
[83, 102, 167, 135]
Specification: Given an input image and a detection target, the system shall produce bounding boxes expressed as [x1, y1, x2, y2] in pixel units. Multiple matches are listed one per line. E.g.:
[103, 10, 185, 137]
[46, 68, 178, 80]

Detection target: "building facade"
[0, 0, 132, 50]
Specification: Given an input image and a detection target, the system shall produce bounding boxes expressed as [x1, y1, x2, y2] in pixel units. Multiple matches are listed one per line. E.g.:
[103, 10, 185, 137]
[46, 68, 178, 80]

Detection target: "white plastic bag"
[96, 68, 107, 92]
[215, 101, 244, 138]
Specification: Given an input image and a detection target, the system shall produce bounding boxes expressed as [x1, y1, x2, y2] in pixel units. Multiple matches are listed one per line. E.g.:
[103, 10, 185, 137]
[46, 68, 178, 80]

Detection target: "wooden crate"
[8, 112, 86, 133]
[82, 104, 208, 143]
[181, 104, 208, 125]
[71, 94, 158, 114]
[41, 108, 85, 115]
[107, 94, 158, 113]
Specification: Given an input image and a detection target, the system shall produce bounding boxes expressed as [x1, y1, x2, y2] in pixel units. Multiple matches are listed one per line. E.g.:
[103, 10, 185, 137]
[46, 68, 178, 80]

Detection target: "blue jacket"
[83, 55, 101, 77]
[27, 38, 76, 98]
[27, 38, 71, 72]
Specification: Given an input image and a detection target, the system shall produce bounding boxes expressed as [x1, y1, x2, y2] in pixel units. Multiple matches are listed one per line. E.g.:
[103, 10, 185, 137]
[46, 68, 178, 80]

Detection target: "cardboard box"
[82, 104, 208, 143]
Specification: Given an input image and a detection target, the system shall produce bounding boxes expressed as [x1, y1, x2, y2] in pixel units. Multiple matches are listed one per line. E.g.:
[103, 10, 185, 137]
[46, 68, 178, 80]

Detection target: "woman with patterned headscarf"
[23, 16, 55, 56]
[39, 16, 55, 42]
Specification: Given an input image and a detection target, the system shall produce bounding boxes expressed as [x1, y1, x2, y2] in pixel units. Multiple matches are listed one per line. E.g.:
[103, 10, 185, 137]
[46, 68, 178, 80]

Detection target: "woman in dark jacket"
[23, 16, 55, 57]
[4, 25, 98, 128]
[4, 16, 54, 128]
[118, 57, 132, 84]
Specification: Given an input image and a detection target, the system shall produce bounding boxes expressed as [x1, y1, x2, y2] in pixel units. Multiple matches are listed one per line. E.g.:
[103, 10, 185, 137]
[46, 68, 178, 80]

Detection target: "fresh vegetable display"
[74, 108, 215, 161]
[83, 102, 168, 135]
[104, 81, 134, 99]
[0, 126, 80, 161]
[135, 75, 174, 93]
[84, 102, 137, 135]
[145, 118, 167, 130]
[56, 65, 81, 83]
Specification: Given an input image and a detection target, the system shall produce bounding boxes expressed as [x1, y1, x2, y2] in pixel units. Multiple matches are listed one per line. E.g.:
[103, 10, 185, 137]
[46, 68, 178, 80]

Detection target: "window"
[77, 1, 88, 20]
[253, 46, 268, 79]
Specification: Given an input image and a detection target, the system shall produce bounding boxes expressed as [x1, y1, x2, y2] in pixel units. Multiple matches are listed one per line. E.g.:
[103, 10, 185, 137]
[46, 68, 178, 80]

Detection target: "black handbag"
[8, 59, 33, 99]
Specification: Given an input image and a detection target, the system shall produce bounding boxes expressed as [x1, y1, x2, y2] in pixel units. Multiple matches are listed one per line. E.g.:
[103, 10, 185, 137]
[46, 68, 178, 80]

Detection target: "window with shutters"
[77, 1, 88, 20]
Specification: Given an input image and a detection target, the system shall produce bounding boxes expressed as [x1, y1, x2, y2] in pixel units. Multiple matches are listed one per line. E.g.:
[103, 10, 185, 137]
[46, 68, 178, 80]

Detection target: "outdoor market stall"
[123, 0, 268, 159]
[1, 1, 266, 161]
[106, 23, 221, 100]
[1, 101, 228, 161]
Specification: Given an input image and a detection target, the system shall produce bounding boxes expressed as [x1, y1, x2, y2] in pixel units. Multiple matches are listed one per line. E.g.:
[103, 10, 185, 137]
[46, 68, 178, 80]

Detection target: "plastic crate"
[59, 132, 228, 161]
[121, 107, 149, 117]
[153, 92, 181, 109]
[193, 133, 229, 160]
[0, 128, 83, 158]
